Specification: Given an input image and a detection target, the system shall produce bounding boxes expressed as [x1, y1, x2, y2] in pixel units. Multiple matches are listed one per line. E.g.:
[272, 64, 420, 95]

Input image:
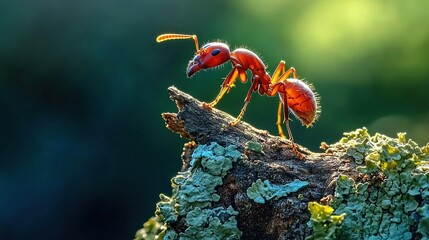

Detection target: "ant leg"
[270, 60, 298, 86]
[285, 120, 304, 159]
[267, 61, 297, 97]
[203, 87, 229, 109]
[270, 61, 304, 159]
[282, 102, 304, 159]
[229, 80, 258, 126]
[229, 101, 249, 126]
[276, 100, 286, 138]
[273, 87, 304, 159]
[203, 67, 240, 109]
[271, 60, 286, 85]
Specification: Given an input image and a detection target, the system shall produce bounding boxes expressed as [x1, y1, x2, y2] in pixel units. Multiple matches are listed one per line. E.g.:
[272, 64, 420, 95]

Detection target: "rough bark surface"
[136, 86, 429, 240]
[161, 86, 357, 239]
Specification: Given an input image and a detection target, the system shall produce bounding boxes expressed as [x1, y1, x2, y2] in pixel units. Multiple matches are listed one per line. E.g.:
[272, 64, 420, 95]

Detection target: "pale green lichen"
[181, 206, 241, 239]
[135, 142, 242, 240]
[246, 178, 308, 204]
[245, 141, 264, 154]
[327, 128, 429, 239]
[417, 204, 429, 238]
[306, 202, 346, 240]
[156, 194, 178, 223]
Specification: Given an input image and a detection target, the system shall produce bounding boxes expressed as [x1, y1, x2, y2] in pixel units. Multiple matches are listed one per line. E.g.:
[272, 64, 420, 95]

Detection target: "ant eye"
[211, 49, 220, 56]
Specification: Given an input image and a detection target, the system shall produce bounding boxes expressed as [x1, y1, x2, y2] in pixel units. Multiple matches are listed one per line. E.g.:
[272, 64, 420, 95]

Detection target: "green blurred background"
[1, 0, 428, 239]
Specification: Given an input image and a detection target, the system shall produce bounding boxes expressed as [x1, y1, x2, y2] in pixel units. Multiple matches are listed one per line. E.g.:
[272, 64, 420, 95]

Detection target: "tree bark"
[137, 86, 429, 240]
[161, 86, 357, 239]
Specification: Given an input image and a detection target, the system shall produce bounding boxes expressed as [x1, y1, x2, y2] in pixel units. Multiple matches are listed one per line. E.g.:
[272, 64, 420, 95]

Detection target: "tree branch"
[160, 86, 356, 239]
[136, 86, 429, 240]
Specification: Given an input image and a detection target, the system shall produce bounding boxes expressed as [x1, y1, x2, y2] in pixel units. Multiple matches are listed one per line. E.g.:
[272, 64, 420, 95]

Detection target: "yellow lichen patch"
[307, 202, 346, 240]
[308, 202, 334, 221]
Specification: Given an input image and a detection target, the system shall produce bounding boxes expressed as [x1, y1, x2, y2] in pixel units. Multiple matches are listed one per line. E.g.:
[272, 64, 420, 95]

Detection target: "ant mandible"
[156, 33, 320, 159]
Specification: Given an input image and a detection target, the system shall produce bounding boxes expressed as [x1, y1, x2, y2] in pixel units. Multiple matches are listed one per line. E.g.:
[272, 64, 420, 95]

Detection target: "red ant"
[156, 33, 320, 159]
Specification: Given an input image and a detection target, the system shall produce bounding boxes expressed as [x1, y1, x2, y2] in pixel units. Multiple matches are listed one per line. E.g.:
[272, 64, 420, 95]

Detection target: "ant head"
[187, 42, 230, 77]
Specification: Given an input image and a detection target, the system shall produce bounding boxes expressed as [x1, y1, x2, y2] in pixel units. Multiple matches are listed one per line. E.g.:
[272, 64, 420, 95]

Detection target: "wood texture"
[162, 86, 357, 239]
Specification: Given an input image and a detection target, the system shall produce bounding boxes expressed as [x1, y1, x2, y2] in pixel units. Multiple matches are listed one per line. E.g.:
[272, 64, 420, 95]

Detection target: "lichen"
[246, 178, 308, 204]
[245, 141, 264, 154]
[417, 204, 429, 238]
[180, 206, 241, 239]
[306, 202, 346, 240]
[327, 127, 429, 239]
[135, 142, 242, 240]
[135, 216, 164, 240]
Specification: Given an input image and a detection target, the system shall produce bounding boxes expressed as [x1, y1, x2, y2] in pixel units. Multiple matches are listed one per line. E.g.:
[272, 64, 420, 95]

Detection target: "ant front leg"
[202, 66, 246, 109]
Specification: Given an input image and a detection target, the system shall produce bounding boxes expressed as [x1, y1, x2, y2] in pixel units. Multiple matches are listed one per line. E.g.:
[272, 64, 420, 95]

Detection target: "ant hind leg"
[279, 92, 305, 159]
[285, 120, 304, 159]
[271, 60, 298, 85]
[276, 100, 286, 138]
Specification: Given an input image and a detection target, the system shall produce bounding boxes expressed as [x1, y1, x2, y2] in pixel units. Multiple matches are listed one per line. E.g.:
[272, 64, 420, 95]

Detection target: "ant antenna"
[156, 34, 199, 52]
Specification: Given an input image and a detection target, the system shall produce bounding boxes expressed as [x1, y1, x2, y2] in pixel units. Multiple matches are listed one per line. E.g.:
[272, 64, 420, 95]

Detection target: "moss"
[306, 202, 345, 240]
[135, 142, 242, 240]
[246, 179, 308, 204]
[327, 128, 429, 239]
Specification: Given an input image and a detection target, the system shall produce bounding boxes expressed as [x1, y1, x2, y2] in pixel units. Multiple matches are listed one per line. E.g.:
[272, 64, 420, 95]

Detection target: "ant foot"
[202, 102, 213, 110]
[229, 120, 239, 126]
[293, 149, 305, 160]
[291, 145, 304, 159]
